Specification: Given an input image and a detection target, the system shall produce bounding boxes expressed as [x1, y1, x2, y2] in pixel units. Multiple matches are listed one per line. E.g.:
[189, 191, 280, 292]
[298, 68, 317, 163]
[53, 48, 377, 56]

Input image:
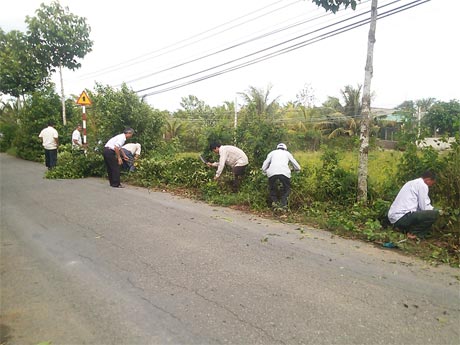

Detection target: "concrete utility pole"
[417, 106, 421, 138]
[357, 0, 378, 204]
[234, 96, 238, 143]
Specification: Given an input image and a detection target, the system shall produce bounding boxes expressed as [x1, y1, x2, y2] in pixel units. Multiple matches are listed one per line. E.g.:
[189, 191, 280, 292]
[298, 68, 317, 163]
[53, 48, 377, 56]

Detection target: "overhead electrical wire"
[159, 113, 367, 124]
[120, 1, 364, 86]
[135, 2, 378, 93]
[76, 0, 304, 80]
[121, 9, 333, 85]
[137, 0, 429, 98]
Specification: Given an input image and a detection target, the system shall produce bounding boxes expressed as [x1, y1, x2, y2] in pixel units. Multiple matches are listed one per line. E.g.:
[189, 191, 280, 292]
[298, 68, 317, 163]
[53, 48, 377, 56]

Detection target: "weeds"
[41, 143, 459, 267]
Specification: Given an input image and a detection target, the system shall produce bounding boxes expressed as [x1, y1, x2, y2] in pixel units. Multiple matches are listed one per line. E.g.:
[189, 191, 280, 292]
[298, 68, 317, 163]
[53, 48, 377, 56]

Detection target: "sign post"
[76, 91, 92, 151]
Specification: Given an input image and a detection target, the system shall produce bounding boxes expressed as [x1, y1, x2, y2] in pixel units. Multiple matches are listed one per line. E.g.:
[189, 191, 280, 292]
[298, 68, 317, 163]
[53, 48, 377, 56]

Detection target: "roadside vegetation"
[1, 84, 459, 267]
[1, 1, 459, 266]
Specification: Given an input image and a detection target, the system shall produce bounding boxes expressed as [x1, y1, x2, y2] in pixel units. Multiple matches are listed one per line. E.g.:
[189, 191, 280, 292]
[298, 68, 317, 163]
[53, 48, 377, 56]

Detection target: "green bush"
[0, 122, 17, 152]
[314, 148, 357, 204]
[46, 150, 105, 179]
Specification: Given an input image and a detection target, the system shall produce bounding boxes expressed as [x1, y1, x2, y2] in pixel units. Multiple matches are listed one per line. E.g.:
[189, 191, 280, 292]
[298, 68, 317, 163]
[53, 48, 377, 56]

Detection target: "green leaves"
[423, 100, 460, 136]
[26, 1, 93, 71]
[311, 0, 360, 14]
[89, 83, 165, 152]
[0, 29, 50, 97]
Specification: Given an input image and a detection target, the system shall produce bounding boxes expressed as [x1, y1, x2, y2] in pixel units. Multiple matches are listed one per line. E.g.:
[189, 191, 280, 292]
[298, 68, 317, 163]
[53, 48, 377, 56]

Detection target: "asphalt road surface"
[1, 153, 459, 345]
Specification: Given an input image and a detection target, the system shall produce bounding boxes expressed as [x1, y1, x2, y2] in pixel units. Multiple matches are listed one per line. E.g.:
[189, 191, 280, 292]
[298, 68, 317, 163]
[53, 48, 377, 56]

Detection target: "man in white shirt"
[207, 142, 249, 193]
[103, 128, 134, 188]
[72, 124, 83, 150]
[262, 143, 301, 209]
[388, 170, 439, 239]
[38, 121, 59, 170]
[121, 143, 141, 172]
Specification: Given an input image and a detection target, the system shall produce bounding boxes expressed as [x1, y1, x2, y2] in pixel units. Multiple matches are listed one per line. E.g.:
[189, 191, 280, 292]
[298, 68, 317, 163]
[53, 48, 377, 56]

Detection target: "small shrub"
[45, 150, 105, 179]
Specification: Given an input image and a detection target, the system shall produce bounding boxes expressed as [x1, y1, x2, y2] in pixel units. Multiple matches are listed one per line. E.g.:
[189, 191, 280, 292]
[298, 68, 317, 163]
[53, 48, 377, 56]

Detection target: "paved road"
[1, 153, 459, 345]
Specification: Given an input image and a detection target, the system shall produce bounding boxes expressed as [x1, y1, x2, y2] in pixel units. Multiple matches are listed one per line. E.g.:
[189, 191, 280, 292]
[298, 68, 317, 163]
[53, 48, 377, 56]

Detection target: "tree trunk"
[357, 0, 378, 203]
[59, 65, 66, 126]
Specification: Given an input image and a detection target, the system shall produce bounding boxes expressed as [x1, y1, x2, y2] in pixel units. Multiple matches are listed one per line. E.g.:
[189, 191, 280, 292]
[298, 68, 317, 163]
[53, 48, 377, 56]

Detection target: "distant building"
[370, 108, 403, 142]
[417, 137, 456, 151]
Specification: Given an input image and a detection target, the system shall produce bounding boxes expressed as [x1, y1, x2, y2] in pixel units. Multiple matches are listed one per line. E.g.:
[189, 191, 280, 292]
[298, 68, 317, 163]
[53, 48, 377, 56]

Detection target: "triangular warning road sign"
[76, 90, 92, 105]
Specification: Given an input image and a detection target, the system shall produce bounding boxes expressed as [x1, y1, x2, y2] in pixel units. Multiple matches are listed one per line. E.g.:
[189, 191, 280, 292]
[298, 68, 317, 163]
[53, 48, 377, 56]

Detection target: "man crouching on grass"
[207, 142, 249, 193]
[388, 170, 439, 239]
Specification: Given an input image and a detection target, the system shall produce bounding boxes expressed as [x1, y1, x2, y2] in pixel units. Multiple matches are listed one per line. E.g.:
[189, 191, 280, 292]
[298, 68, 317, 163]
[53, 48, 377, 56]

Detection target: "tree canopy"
[311, 0, 360, 13]
[0, 28, 50, 98]
[423, 100, 460, 136]
[26, 1, 93, 72]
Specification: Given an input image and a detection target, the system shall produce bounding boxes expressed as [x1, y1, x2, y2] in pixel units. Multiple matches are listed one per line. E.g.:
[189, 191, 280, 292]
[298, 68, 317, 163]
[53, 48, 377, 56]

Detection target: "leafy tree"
[13, 86, 62, 161]
[0, 28, 49, 98]
[26, 1, 93, 125]
[423, 100, 460, 136]
[173, 95, 221, 151]
[89, 83, 164, 152]
[311, 0, 359, 13]
[0, 98, 19, 151]
[179, 95, 206, 113]
[236, 119, 287, 167]
[177, 95, 217, 127]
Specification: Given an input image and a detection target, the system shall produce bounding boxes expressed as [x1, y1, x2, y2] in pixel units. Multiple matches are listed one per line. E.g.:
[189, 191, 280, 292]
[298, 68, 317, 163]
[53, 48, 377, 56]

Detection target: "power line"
[138, 0, 428, 98]
[75, 0, 303, 80]
[135, 2, 377, 94]
[121, 8, 333, 85]
[121, 0, 368, 87]
[164, 113, 372, 124]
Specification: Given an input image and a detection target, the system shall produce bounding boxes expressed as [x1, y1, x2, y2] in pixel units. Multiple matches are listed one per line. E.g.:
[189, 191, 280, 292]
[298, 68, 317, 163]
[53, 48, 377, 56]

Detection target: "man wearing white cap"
[261, 143, 301, 209]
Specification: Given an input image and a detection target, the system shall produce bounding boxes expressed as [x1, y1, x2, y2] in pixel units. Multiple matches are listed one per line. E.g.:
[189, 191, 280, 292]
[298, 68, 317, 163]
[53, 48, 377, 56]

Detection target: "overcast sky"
[2, 0, 459, 111]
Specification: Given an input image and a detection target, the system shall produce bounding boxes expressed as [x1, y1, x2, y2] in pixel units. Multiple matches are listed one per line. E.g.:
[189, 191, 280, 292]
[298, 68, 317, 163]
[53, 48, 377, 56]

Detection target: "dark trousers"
[44, 149, 57, 169]
[394, 210, 439, 237]
[121, 148, 135, 172]
[103, 148, 121, 187]
[231, 165, 247, 192]
[268, 174, 291, 207]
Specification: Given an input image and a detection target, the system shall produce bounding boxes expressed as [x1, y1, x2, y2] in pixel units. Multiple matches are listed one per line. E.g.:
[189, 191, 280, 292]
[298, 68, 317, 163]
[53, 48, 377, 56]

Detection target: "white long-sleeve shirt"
[388, 177, 434, 224]
[104, 133, 126, 150]
[212, 145, 248, 178]
[261, 149, 301, 178]
[122, 143, 141, 156]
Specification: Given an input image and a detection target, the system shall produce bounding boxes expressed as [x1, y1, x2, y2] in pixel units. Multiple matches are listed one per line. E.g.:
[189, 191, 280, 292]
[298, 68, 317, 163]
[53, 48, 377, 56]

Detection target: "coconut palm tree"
[328, 117, 358, 139]
[238, 85, 280, 120]
[163, 118, 183, 141]
[341, 84, 362, 117]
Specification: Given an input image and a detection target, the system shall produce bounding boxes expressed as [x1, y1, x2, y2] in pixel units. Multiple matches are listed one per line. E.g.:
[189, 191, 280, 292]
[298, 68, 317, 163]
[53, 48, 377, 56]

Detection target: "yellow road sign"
[76, 91, 92, 106]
